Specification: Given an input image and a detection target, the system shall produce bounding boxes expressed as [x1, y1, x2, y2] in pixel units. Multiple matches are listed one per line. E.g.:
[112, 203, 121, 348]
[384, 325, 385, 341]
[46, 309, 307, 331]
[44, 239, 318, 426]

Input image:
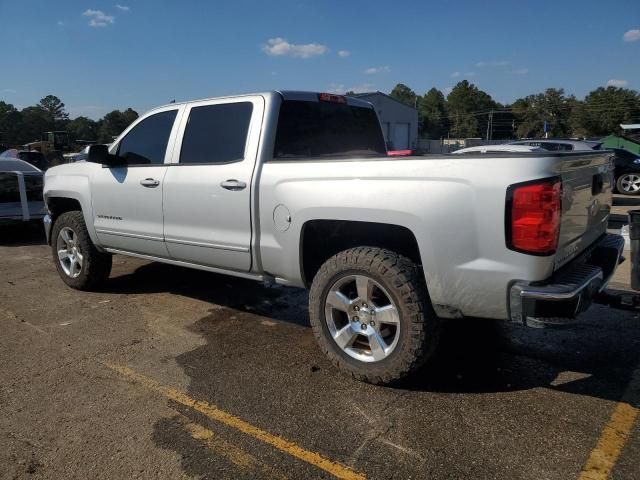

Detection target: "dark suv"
[611, 148, 640, 195]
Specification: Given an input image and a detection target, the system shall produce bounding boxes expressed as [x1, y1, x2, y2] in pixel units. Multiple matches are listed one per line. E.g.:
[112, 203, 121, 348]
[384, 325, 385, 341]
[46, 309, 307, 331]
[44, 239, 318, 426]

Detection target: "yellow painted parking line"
[578, 368, 639, 480]
[106, 363, 366, 480]
[173, 413, 288, 480]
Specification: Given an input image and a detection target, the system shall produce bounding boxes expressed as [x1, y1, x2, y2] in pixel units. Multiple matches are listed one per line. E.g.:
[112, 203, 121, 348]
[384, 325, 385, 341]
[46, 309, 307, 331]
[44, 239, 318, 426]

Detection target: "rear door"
[162, 96, 264, 271]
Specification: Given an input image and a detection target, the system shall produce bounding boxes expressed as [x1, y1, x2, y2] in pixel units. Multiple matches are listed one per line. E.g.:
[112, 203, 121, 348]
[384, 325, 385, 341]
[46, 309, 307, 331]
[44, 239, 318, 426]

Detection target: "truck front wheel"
[51, 211, 112, 290]
[309, 247, 440, 385]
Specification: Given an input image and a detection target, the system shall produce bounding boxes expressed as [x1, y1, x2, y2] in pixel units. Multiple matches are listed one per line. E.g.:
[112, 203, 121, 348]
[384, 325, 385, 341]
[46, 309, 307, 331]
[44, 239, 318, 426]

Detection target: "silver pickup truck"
[43, 91, 623, 384]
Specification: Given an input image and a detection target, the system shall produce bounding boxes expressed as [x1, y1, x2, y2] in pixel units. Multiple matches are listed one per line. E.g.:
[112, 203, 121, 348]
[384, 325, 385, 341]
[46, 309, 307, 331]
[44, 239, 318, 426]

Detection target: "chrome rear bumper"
[509, 233, 624, 327]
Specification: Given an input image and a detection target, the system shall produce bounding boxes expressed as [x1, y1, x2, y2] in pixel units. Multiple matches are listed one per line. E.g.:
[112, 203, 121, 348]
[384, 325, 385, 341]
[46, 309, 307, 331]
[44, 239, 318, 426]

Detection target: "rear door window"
[273, 100, 386, 159]
[117, 110, 178, 165]
[179, 102, 253, 164]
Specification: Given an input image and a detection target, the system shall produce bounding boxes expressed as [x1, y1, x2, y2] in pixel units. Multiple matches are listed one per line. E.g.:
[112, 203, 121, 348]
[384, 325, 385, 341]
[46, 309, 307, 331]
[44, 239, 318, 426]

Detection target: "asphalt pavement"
[1, 200, 639, 479]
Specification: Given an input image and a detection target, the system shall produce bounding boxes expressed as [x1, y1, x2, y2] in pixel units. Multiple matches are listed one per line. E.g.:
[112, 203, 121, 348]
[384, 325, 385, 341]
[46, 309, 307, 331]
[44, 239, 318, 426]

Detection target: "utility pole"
[486, 110, 494, 141]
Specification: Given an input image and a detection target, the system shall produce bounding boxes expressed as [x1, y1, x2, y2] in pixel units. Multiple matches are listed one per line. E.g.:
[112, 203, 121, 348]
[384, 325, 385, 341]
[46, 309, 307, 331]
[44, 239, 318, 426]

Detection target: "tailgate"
[554, 151, 613, 269]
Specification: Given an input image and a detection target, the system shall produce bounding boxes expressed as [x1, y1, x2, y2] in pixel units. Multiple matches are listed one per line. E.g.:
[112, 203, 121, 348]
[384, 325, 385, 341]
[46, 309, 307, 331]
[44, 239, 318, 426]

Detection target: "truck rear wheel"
[51, 211, 112, 290]
[309, 247, 440, 385]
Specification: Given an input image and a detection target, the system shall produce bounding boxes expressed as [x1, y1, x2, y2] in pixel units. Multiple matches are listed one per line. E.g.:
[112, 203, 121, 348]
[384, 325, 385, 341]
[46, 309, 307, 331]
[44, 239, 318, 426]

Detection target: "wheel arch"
[45, 192, 100, 247]
[299, 219, 423, 288]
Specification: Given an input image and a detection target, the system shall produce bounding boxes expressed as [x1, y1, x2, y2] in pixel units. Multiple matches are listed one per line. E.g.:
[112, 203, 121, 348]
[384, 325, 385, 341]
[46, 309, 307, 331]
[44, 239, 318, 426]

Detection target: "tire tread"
[309, 247, 440, 385]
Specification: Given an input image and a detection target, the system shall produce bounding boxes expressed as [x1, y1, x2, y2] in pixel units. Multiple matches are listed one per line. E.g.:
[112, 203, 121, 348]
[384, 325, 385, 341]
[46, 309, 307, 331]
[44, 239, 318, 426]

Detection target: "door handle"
[140, 178, 160, 188]
[220, 179, 247, 191]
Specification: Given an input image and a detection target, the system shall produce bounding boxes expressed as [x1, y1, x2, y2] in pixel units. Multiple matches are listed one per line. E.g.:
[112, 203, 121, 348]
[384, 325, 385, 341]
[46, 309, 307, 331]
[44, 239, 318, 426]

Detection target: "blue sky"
[1, 0, 639, 119]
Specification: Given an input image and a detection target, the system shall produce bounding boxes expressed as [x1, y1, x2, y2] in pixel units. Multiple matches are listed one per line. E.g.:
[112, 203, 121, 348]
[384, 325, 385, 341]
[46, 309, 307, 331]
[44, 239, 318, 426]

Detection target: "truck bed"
[259, 149, 614, 320]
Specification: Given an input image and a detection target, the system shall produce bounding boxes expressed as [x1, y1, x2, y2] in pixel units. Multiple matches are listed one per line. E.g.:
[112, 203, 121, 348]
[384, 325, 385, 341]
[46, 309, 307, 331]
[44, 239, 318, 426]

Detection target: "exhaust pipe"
[629, 210, 640, 290]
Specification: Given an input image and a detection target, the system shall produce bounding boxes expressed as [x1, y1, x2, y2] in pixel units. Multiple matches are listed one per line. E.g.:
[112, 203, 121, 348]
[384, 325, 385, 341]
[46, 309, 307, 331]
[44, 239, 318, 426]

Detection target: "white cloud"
[623, 29, 640, 42]
[513, 68, 529, 75]
[327, 83, 346, 94]
[327, 83, 375, 94]
[337, 50, 351, 57]
[262, 38, 328, 58]
[450, 71, 461, 78]
[115, 4, 130, 11]
[476, 60, 509, 68]
[607, 79, 628, 87]
[83, 9, 114, 27]
[57, 20, 64, 26]
[364, 66, 391, 74]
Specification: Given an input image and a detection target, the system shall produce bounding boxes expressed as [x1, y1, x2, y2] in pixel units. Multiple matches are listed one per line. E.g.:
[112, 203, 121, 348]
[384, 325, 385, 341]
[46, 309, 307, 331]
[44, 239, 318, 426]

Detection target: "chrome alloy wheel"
[620, 174, 640, 194]
[56, 227, 83, 278]
[324, 274, 400, 363]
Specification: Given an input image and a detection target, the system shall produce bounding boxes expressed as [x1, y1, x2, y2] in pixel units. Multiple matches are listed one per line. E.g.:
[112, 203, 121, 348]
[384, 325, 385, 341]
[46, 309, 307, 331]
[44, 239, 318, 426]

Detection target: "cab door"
[91, 106, 183, 257]
[162, 96, 264, 271]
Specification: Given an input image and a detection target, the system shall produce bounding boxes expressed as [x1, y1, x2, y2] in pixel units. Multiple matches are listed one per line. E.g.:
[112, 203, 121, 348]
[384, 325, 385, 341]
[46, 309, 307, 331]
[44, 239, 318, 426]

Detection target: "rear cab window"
[273, 99, 386, 160]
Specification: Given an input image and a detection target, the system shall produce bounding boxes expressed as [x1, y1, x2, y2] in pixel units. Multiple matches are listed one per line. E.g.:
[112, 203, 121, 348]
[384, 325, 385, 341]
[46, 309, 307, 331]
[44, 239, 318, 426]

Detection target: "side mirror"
[87, 145, 124, 167]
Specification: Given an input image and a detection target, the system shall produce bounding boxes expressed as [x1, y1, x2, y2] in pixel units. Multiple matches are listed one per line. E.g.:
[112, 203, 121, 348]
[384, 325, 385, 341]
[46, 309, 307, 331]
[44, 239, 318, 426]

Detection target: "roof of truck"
[151, 90, 373, 112]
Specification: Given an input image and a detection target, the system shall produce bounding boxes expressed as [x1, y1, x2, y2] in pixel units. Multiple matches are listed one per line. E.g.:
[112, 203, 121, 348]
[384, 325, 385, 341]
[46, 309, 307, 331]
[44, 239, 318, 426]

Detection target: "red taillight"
[507, 179, 561, 255]
[318, 93, 347, 103]
[387, 149, 414, 157]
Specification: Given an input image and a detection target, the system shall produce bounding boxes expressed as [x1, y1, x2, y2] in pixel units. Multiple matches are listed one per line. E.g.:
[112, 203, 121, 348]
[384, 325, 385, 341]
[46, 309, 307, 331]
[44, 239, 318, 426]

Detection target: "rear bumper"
[509, 233, 624, 327]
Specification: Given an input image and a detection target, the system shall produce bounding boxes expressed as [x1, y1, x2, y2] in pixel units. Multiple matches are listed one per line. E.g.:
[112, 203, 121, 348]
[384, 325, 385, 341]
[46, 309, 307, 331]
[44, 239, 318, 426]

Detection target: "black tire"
[51, 211, 112, 290]
[309, 247, 441, 385]
[616, 173, 640, 196]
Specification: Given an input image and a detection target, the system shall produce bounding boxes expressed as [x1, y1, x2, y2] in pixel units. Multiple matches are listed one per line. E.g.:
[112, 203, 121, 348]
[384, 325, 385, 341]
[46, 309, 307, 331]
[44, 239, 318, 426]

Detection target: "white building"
[353, 92, 419, 150]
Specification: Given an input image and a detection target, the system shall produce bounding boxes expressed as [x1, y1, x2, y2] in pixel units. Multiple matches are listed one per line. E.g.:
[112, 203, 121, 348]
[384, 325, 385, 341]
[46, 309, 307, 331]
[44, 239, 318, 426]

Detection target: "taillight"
[507, 178, 561, 255]
[318, 93, 347, 103]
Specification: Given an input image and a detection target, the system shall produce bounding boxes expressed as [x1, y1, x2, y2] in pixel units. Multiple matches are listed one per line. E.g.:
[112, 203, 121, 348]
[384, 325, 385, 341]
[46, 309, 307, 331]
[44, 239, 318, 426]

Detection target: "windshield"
[273, 100, 386, 159]
[0, 158, 41, 173]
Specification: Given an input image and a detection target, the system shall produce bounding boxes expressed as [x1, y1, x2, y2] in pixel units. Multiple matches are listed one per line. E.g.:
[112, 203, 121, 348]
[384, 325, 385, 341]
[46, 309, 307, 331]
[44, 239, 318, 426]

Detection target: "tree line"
[387, 81, 640, 140]
[0, 95, 139, 147]
[2, 83, 640, 148]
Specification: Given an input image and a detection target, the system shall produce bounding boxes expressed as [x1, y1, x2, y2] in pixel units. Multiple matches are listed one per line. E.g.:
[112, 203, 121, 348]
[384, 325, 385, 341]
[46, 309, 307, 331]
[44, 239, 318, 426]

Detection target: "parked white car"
[453, 145, 544, 154]
[508, 139, 603, 151]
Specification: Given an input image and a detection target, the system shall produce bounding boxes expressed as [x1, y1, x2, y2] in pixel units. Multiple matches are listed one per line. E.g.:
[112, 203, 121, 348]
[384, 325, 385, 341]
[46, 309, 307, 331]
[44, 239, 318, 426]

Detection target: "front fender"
[44, 174, 101, 248]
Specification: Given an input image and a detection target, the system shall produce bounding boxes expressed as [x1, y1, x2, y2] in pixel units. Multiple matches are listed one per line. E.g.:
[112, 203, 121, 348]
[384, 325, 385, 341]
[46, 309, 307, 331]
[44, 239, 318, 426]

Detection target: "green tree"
[0, 101, 22, 146]
[97, 108, 138, 143]
[67, 116, 98, 141]
[17, 106, 50, 144]
[389, 83, 417, 108]
[418, 88, 447, 138]
[38, 95, 69, 129]
[512, 88, 575, 138]
[446, 80, 497, 138]
[570, 87, 640, 136]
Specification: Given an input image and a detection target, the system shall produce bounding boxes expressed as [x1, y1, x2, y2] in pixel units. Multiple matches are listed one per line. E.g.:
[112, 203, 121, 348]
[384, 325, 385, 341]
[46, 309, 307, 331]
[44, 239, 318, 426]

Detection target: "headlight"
[633, 159, 640, 164]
